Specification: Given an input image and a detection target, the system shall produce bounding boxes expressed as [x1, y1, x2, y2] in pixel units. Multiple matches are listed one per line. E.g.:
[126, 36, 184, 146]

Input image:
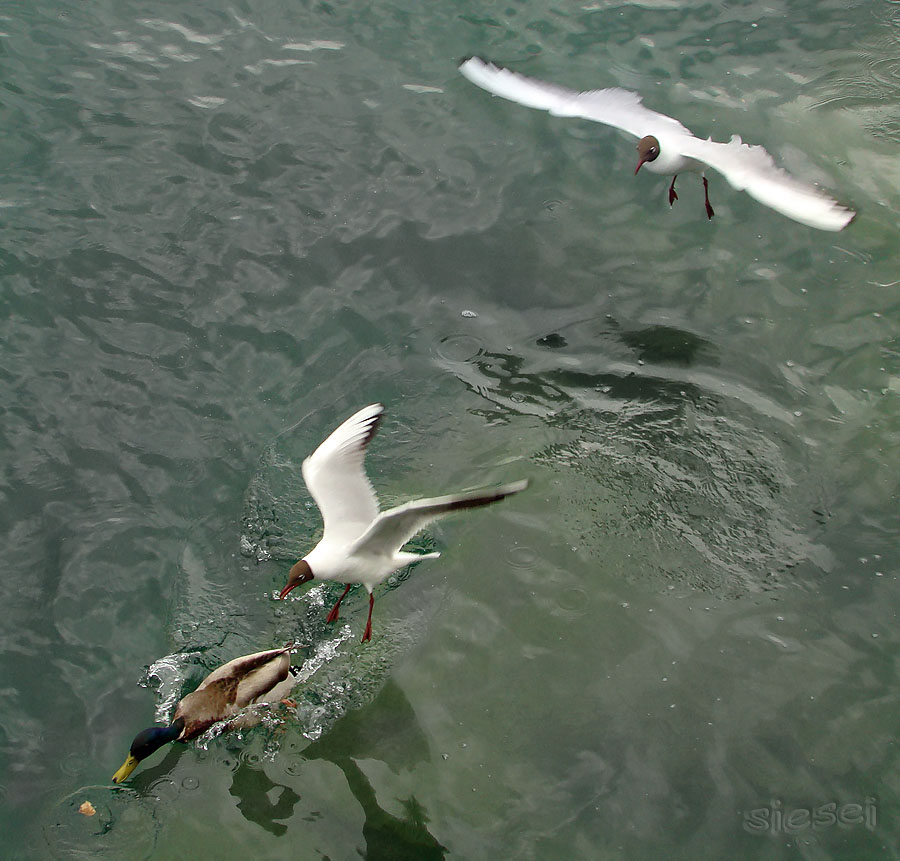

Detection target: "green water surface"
[1, 0, 899, 858]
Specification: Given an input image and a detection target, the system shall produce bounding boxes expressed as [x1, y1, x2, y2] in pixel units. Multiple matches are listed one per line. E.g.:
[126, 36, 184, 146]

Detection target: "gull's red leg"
[361, 593, 375, 643]
[703, 176, 715, 220]
[668, 175, 678, 206]
[326, 584, 352, 623]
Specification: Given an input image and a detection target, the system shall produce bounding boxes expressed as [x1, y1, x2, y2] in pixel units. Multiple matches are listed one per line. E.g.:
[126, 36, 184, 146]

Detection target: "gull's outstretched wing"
[350, 479, 529, 557]
[302, 404, 384, 547]
[681, 134, 855, 231]
[459, 56, 691, 140]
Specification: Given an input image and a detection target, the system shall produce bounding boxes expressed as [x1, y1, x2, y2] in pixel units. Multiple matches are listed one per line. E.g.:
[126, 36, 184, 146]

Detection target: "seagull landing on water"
[459, 57, 855, 231]
[277, 404, 528, 642]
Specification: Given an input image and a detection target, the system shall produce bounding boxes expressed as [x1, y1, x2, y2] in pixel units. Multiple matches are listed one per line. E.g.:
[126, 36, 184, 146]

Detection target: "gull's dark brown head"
[279, 559, 314, 600]
[635, 135, 660, 174]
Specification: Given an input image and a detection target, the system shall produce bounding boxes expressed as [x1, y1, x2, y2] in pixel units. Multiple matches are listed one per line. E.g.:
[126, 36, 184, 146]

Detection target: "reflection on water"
[229, 764, 301, 837]
[136, 678, 447, 853]
[303, 680, 446, 859]
[619, 324, 716, 366]
[332, 759, 446, 861]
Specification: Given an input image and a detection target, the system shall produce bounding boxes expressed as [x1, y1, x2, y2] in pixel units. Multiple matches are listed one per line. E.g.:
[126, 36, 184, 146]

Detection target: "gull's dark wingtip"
[362, 407, 383, 449]
[443, 478, 529, 513]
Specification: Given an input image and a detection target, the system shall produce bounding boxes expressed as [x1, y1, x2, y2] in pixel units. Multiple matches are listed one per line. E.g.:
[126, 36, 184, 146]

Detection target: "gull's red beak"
[634, 158, 647, 175]
[279, 559, 313, 599]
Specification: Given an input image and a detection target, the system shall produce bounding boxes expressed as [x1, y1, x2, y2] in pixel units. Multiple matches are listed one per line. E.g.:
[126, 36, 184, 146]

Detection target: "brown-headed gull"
[277, 404, 528, 642]
[459, 57, 855, 231]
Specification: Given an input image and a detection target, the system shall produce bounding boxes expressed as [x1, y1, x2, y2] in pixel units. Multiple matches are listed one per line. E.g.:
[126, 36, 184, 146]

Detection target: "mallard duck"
[277, 403, 528, 641]
[112, 645, 297, 783]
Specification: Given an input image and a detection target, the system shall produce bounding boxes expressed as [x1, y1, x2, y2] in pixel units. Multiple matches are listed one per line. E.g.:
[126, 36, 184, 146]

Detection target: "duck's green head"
[112, 717, 185, 783]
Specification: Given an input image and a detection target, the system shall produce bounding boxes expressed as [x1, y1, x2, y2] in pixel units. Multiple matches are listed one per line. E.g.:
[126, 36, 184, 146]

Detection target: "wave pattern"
[436, 318, 829, 597]
[0, 0, 896, 857]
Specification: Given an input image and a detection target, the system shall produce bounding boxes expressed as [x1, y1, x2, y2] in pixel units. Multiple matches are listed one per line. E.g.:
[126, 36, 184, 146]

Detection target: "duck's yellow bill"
[111, 754, 140, 784]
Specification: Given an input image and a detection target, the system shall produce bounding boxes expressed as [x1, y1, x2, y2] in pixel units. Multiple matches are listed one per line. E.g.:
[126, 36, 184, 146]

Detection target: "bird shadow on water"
[76, 679, 446, 855]
[228, 761, 301, 837]
[298, 678, 447, 859]
[201, 679, 446, 855]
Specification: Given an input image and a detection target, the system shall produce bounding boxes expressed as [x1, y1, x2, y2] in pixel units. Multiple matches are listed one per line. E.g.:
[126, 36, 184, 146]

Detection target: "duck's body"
[458, 57, 855, 231]
[112, 646, 295, 783]
[278, 404, 528, 641]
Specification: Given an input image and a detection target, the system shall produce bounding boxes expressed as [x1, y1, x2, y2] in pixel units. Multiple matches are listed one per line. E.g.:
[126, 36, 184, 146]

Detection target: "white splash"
[141, 651, 199, 723]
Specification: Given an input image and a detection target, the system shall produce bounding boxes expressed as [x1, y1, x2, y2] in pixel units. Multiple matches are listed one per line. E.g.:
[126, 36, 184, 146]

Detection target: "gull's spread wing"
[302, 404, 384, 547]
[351, 479, 529, 557]
[681, 135, 855, 231]
[459, 56, 691, 140]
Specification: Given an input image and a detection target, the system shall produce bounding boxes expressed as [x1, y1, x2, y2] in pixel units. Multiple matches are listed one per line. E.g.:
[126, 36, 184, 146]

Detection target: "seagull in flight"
[277, 404, 528, 642]
[459, 57, 855, 231]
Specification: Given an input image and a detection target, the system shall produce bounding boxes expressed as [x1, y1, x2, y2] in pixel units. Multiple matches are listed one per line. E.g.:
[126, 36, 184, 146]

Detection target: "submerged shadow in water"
[212, 680, 445, 854]
[335, 758, 445, 861]
[304, 679, 446, 859]
[229, 763, 301, 837]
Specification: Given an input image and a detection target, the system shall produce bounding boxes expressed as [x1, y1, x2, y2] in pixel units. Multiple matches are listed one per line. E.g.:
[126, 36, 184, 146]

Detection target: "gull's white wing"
[351, 479, 528, 556]
[679, 134, 855, 231]
[459, 57, 691, 140]
[302, 404, 384, 547]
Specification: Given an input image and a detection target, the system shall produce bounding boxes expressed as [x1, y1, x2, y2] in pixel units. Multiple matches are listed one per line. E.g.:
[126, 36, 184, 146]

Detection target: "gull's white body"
[281, 404, 527, 639]
[299, 404, 432, 591]
[459, 57, 855, 231]
[303, 531, 435, 592]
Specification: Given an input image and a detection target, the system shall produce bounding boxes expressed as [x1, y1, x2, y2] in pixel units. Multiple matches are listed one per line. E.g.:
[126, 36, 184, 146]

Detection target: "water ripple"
[44, 787, 158, 859]
[440, 320, 827, 597]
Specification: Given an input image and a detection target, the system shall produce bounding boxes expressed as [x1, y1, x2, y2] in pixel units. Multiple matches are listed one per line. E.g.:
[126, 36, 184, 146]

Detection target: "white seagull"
[459, 57, 855, 231]
[277, 404, 528, 642]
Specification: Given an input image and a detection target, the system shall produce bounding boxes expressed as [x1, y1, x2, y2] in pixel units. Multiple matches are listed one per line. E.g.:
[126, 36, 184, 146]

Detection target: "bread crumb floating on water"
[78, 801, 96, 817]
[460, 309, 478, 318]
